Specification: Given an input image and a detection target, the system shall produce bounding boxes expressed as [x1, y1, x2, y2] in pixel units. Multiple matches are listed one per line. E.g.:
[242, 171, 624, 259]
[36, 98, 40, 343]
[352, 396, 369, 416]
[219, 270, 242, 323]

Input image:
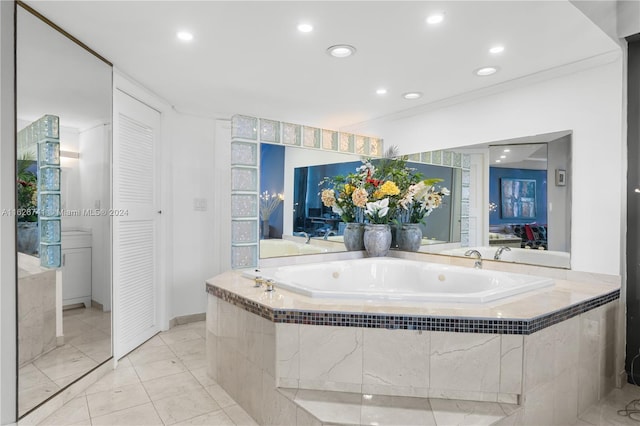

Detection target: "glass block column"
[460, 154, 471, 247]
[26, 115, 61, 268]
[230, 115, 259, 269]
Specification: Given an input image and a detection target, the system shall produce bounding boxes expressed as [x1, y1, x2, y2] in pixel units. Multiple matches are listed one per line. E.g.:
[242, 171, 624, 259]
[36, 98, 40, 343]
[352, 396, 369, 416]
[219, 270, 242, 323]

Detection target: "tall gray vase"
[363, 224, 392, 257]
[343, 222, 365, 251]
[397, 223, 422, 252]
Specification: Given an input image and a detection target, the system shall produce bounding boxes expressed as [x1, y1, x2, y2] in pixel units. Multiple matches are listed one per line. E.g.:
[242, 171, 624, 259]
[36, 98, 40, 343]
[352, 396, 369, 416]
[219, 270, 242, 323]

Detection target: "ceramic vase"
[363, 223, 392, 257]
[261, 220, 270, 239]
[343, 222, 365, 251]
[397, 223, 422, 252]
[17, 222, 39, 255]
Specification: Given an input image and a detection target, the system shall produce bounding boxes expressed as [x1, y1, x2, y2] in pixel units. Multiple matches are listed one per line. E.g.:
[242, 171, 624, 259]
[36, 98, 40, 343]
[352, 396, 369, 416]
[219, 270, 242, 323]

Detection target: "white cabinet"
[61, 230, 92, 308]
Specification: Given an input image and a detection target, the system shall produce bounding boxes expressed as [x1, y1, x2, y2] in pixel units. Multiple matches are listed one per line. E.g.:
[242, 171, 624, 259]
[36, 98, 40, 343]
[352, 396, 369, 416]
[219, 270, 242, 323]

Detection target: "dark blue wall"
[489, 167, 547, 225]
[260, 144, 285, 238]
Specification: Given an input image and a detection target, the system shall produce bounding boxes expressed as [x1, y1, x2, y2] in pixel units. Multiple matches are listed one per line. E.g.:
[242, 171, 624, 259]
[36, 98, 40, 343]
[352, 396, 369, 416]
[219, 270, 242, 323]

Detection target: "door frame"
[112, 70, 170, 362]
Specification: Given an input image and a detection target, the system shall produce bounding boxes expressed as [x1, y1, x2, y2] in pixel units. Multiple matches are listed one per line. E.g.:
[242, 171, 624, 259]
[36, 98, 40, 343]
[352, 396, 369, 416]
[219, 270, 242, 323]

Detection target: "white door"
[112, 89, 161, 359]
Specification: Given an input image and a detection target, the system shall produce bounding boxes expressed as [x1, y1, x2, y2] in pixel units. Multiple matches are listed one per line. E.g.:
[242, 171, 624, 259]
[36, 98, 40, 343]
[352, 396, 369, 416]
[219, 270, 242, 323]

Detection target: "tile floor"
[19, 306, 112, 417]
[32, 321, 257, 426]
[30, 320, 640, 425]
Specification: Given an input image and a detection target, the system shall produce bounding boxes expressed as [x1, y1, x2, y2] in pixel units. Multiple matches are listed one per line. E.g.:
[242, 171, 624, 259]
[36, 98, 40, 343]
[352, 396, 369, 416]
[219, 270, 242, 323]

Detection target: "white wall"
[0, 1, 16, 423]
[79, 124, 111, 310]
[168, 112, 218, 318]
[618, 1, 640, 38]
[547, 135, 571, 252]
[352, 58, 624, 275]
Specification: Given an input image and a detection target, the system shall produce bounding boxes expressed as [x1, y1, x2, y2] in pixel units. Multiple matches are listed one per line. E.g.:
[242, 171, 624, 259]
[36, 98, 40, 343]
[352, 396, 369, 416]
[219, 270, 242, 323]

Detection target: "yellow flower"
[352, 187, 368, 207]
[321, 189, 336, 207]
[373, 189, 384, 199]
[379, 181, 400, 196]
[344, 184, 355, 196]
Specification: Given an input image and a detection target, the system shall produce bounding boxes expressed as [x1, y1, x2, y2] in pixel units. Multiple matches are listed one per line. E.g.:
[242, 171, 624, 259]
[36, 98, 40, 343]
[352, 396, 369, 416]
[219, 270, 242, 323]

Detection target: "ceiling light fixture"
[495, 160, 501, 163]
[426, 13, 445, 25]
[500, 155, 506, 159]
[376, 88, 388, 95]
[402, 92, 422, 100]
[176, 31, 194, 41]
[489, 45, 505, 54]
[297, 23, 313, 33]
[327, 44, 356, 58]
[503, 149, 511, 152]
[475, 66, 499, 76]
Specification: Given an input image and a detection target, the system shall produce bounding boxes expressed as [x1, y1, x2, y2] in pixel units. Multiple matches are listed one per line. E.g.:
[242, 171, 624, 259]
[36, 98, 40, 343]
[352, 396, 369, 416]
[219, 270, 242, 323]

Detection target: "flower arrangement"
[398, 179, 450, 224]
[319, 147, 449, 225]
[259, 191, 284, 221]
[17, 153, 38, 222]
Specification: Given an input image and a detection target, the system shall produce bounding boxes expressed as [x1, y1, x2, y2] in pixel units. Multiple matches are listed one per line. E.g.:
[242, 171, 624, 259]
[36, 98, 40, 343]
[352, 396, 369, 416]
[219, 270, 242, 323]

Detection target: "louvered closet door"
[113, 89, 161, 359]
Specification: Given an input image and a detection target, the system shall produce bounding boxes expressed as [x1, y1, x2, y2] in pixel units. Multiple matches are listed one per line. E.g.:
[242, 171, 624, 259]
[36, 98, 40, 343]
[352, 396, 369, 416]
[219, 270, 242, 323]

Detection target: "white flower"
[440, 187, 450, 196]
[332, 204, 344, 215]
[366, 198, 389, 218]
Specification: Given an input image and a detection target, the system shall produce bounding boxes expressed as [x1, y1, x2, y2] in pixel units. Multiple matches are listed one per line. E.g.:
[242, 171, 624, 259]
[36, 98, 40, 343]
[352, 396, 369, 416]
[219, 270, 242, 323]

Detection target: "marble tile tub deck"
[206, 254, 621, 425]
[205, 266, 619, 335]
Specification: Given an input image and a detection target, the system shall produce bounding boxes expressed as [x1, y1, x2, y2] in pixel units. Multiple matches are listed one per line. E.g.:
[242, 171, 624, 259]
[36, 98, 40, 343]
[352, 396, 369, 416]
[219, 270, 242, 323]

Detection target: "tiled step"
[278, 388, 523, 426]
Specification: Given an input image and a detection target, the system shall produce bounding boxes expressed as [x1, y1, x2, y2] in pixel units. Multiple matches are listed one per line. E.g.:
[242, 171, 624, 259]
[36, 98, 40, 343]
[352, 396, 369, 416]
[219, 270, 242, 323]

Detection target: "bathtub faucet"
[323, 229, 337, 240]
[464, 249, 483, 269]
[494, 246, 511, 260]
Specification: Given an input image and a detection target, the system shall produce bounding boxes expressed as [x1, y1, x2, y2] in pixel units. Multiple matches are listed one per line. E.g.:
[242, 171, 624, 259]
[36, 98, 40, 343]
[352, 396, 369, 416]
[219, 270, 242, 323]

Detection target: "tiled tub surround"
[18, 253, 57, 367]
[206, 259, 620, 425]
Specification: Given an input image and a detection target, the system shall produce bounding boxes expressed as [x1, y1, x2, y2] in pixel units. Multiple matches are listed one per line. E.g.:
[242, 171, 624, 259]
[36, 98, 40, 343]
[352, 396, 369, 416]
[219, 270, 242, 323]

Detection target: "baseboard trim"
[91, 299, 104, 311]
[169, 312, 205, 329]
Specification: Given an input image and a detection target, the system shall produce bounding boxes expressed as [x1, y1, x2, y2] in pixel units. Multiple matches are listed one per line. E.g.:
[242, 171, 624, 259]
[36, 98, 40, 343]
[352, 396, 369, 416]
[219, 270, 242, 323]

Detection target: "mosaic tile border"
[206, 283, 619, 335]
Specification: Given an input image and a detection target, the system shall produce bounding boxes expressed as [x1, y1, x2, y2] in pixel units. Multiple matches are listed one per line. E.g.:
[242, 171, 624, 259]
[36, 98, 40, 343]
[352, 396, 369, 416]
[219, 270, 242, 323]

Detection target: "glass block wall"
[17, 115, 62, 268]
[230, 114, 384, 269]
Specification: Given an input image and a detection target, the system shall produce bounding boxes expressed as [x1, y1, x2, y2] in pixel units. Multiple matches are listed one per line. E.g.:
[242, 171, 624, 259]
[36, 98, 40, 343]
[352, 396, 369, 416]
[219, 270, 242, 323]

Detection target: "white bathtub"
[440, 246, 571, 269]
[260, 239, 333, 258]
[244, 258, 554, 303]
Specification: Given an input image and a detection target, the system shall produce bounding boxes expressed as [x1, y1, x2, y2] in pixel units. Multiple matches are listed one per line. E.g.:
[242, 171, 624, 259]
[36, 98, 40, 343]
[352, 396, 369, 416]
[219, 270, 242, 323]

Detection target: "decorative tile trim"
[206, 284, 619, 335]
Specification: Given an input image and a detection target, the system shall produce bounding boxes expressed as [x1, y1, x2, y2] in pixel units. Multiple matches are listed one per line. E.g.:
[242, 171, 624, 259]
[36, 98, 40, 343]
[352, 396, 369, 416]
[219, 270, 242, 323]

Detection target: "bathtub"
[440, 246, 571, 269]
[259, 239, 333, 258]
[244, 258, 554, 303]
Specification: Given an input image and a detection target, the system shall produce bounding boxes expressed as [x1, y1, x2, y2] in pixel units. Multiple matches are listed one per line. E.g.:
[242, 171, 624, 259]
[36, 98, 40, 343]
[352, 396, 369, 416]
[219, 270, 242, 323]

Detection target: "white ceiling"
[21, 1, 619, 130]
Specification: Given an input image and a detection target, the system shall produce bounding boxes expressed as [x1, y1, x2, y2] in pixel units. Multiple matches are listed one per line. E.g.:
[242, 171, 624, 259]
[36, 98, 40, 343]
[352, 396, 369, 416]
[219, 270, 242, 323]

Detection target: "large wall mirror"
[16, 3, 112, 417]
[257, 130, 571, 269]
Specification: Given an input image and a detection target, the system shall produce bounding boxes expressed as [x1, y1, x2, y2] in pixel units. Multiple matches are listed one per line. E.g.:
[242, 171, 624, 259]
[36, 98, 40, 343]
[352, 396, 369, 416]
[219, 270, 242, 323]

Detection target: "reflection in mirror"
[259, 143, 464, 259]
[292, 161, 460, 244]
[17, 5, 112, 417]
[258, 130, 571, 269]
[437, 132, 572, 269]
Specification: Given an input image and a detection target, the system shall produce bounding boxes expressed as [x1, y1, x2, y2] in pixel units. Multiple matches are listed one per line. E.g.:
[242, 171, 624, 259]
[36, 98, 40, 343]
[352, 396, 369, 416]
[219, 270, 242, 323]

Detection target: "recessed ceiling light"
[500, 155, 506, 159]
[327, 44, 356, 58]
[489, 45, 505, 54]
[475, 66, 499, 76]
[636, 188, 640, 193]
[376, 88, 388, 95]
[503, 149, 511, 152]
[297, 23, 313, 33]
[495, 160, 501, 163]
[426, 13, 445, 25]
[176, 31, 194, 42]
[402, 92, 422, 100]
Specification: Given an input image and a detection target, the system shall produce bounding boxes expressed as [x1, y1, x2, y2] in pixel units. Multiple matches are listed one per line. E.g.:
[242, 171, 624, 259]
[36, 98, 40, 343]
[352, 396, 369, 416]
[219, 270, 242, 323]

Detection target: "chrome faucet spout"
[323, 230, 337, 240]
[300, 232, 311, 244]
[464, 249, 483, 269]
[494, 246, 512, 260]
